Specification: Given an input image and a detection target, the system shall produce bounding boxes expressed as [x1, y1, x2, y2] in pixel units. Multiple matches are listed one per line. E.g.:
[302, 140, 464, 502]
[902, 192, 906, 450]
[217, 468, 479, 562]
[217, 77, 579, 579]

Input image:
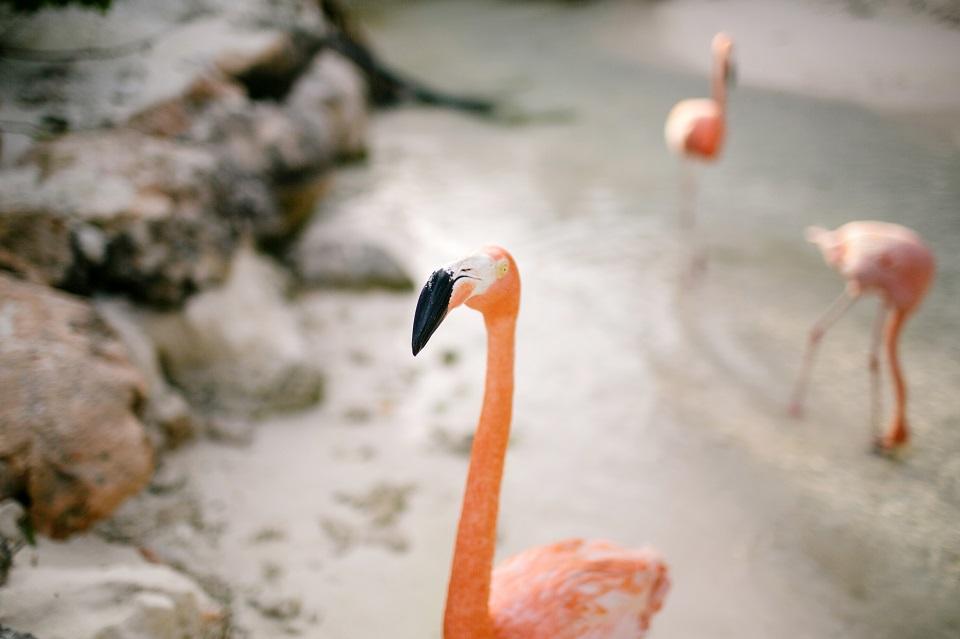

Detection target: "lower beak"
[412, 268, 454, 356]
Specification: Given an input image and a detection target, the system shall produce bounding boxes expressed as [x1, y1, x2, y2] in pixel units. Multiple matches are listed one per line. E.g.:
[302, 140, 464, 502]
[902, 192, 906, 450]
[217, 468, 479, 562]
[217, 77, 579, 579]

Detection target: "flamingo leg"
[788, 291, 858, 417]
[678, 160, 697, 234]
[678, 161, 706, 286]
[868, 302, 887, 439]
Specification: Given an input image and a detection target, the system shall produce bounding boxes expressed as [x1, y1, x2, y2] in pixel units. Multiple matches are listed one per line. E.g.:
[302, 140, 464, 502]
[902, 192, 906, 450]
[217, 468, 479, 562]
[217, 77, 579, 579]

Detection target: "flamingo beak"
[412, 268, 454, 356]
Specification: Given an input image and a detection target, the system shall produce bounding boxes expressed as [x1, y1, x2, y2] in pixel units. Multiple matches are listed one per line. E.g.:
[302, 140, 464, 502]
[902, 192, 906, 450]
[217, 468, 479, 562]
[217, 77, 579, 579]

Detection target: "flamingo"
[412, 246, 669, 638]
[789, 221, 935, 452]
[664, 33, 736, 278]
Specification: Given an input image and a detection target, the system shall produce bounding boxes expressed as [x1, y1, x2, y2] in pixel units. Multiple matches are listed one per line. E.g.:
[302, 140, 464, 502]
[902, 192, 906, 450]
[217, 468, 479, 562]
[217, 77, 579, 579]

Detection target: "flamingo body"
[665, 98, 724, 160]
[809, 221, 934, 311]
[491, 539, 669, 639]
[663, 33, 734, 282]
[412, 246, 670, 638]
[794, 221, 935, 451]
[664, 33, 733, 162]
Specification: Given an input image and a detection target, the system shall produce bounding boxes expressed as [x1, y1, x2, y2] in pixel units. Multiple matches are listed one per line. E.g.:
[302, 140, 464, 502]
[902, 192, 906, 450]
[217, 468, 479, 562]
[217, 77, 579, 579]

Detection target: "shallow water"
[343, 0, 960, 632]
[153, 1, 960, 637]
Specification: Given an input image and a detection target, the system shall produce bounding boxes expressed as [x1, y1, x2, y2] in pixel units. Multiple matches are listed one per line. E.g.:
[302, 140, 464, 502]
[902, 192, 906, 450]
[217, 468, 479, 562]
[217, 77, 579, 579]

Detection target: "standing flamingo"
[412, 246, 669, 638]
[789, 221, 935, 452]
[664, 32, 736, 279]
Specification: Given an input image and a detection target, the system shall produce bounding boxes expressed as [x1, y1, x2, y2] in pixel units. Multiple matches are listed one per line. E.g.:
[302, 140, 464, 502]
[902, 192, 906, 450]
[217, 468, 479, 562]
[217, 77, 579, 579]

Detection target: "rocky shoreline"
[0, 1, 415, 635]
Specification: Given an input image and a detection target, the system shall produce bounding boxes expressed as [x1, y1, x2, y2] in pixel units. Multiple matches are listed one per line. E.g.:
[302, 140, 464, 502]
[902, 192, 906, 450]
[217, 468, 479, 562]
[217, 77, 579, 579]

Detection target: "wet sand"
[7, 1, 960, 637]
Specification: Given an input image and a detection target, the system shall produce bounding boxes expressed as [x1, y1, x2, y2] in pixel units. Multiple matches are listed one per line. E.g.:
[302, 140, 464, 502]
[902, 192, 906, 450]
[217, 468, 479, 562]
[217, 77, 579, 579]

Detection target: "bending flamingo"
[664, 33, 736, 278]
[412, 246, 669, 638]
[789, 221, 935, 452]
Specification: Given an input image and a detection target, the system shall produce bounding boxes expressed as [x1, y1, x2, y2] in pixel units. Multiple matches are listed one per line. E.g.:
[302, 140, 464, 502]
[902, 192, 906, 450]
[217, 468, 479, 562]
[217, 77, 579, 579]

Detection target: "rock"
[0, 626, 38, 639]
[95, 474, 207, 548]
[1, 555, 225, 639]
[185, 98, 333, 244]
[225, 30, 323, 102]
[0, 500, 26, 543]
[141, 247, 324, 418]
[191, 100, 333, 182]
[287, 50, 369, 160]
[127, 73, 250, 140]
[0, 130, 242, 306]
[0, 1, 327, 137]
[96, 298, 205, 450]
[0, 247, 46, 284]
[0, 500, 27, 587]
[289, 239, 413, 292]
[92, 475, 233, 613]
[0, 275, 153, 539]
[0, 2, 373, 305]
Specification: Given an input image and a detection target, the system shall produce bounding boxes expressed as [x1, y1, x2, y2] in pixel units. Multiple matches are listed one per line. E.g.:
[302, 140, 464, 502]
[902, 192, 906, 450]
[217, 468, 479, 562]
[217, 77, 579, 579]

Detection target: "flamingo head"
[806, 225, 846, 268]
[712, 32, 736, 87]
[412, 245, 520, 355]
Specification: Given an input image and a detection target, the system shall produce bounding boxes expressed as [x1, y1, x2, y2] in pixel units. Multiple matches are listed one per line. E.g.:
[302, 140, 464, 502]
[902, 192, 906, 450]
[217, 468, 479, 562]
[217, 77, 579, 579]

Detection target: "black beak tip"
[411, 268, 454, 358]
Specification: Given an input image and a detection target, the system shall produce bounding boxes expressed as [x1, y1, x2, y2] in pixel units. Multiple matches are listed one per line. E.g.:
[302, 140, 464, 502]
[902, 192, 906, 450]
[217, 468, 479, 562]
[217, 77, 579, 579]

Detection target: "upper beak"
[412, 268, 455, 356]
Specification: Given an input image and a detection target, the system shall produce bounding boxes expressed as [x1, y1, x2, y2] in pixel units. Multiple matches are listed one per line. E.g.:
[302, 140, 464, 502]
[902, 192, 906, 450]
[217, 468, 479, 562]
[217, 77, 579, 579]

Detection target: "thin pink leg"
[788, 291, 858, 417]
[868, 302, 887, 438]
[678, 160, 697, 235]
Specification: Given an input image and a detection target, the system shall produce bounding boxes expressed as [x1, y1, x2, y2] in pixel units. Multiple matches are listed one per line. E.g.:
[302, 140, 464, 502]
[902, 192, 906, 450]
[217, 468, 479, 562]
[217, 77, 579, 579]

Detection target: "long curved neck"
[711, 51, 727, 110]
[444, 312, 516, 639]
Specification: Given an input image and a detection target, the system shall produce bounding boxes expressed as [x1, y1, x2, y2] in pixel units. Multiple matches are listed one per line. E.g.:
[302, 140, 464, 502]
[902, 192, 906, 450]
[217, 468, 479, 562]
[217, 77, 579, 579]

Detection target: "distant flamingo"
[412, 246, 669, 638]
[789, 222, 935, 452]
[664, 33, 736, 279]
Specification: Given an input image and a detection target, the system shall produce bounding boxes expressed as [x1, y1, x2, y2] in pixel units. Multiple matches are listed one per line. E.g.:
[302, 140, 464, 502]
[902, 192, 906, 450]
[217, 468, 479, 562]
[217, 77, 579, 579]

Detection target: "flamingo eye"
[496, 259, 509, 279]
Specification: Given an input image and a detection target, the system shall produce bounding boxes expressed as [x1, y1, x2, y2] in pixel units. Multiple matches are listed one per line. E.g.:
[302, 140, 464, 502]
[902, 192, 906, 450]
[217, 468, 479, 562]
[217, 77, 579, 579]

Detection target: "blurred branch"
[318, 0, 497, 115]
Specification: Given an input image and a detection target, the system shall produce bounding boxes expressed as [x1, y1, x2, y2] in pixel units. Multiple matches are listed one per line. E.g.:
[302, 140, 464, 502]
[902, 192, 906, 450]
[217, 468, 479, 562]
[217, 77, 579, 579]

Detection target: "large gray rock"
[0, 0, 372, 305]
[0, 130, 245, 306]
[0, 274, 153, 539]
[141, 247, 323, 418]
[95, 299, 204, 450]
[287, 50, 369, 161]
[0, 0, 327, 145]
[183, 95, 333, 244]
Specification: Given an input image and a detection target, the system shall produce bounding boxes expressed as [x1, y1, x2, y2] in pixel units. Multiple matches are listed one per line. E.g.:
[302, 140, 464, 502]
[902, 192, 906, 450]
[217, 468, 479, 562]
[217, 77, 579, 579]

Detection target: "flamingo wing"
[665, 99, 723, 160]
[490, 538, 670, 639]
[834, 223, 935, 309]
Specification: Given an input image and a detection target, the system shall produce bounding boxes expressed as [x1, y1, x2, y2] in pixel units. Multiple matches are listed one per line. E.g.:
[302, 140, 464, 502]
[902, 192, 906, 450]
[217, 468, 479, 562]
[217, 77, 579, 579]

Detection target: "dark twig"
[318, 0, 497, 115]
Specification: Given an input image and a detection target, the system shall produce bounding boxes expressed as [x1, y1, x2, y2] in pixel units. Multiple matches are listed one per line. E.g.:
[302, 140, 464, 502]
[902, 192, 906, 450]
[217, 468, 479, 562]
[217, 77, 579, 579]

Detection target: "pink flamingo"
[664, 33, 735, 277]
[789, 221, 935, 452]
[412, 246, 669, 638]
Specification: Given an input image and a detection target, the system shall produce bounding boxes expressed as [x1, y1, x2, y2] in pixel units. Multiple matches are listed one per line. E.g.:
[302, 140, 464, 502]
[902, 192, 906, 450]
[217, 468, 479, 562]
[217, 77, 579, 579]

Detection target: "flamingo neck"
[444, 312, 516, 639]
[711, 52, 727, 111]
